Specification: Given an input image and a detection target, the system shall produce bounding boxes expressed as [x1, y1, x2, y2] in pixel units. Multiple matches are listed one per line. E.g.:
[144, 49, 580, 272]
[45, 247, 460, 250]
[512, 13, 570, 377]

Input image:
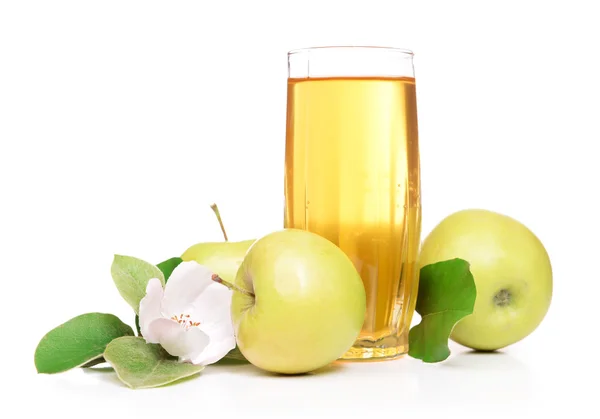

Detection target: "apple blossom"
[138, 261, 236, 365]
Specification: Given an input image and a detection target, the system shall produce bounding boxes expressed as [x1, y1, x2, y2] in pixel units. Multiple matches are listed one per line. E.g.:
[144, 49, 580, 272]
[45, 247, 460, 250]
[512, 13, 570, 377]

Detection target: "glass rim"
[287, 45, 414, 57]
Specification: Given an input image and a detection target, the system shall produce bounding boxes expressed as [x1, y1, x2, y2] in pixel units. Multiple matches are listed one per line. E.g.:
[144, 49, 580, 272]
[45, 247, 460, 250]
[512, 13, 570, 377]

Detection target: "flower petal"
[147, 318, 210, 361]
[191, 320, 236, 366]
[162, 261, 215, 317]
[201, 318, 236, 343]
[138, 277, 164, 343]
[187, 283, 236, 365]
[189, 282, 234, 323]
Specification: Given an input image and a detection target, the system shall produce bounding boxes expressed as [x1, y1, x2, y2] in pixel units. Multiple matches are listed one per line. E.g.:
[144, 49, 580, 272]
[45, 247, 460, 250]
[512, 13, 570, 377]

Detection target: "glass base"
[340, 337, 408, 362]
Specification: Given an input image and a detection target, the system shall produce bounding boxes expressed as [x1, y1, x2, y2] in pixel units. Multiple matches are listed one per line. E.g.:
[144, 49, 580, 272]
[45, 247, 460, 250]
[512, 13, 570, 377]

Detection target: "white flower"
[138, 261, 236, 365]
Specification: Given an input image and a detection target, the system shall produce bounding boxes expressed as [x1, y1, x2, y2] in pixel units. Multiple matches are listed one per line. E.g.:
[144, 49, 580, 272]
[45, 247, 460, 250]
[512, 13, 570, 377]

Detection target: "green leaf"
[110, 255, 165, 314]
[34, 313, 134, 374]
[408, 258, 477, 363]
[81, 357, 106, 368]
[156, 257, 183, 282]
[104, 336, 204, 389]
[135, 315, 142, 337]
[220, 346, 249, 363]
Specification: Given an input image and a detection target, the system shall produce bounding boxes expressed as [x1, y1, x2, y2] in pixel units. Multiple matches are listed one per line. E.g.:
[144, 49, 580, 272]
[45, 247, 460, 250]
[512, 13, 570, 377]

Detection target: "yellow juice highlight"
[284, 77, 421, 360]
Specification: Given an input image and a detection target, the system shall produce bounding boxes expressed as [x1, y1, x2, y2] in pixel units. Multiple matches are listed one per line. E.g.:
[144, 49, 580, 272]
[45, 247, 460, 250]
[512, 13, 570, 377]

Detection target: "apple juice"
[284, 76, 421, 360]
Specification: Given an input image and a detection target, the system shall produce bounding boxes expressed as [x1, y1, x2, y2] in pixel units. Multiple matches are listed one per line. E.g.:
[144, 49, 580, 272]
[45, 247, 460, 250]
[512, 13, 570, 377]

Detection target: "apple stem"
[211, 274, 255, 298]
[210, 203, 228, 242]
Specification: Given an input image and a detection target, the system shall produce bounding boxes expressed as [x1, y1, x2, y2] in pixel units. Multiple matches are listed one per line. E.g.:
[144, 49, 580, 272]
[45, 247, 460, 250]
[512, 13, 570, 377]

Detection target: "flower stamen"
[171, 313, 200, 329]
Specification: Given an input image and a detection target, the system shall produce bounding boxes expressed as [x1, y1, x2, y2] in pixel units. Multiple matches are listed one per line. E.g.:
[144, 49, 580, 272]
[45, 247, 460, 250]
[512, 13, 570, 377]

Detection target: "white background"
[1, 0, 599, 417]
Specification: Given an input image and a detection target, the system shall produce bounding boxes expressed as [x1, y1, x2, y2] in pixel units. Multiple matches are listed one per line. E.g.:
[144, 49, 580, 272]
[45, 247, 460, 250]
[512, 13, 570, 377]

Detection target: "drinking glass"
[284, 46, 422, 360]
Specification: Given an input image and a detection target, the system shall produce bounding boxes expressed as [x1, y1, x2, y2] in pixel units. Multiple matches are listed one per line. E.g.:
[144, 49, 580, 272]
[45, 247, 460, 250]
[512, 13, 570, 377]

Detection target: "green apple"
[229, 228, 367, 374]
[181, 239, 256, 284]
[180, 203, 255, 283]
[418, 209, 552, 351]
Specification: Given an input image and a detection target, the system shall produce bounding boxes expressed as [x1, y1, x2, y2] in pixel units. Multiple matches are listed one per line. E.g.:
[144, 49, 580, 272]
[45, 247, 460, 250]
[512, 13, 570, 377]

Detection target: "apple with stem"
[418, 209, 553, 351]
[181, 204, 255, 284]
[213, 229, 367, 374]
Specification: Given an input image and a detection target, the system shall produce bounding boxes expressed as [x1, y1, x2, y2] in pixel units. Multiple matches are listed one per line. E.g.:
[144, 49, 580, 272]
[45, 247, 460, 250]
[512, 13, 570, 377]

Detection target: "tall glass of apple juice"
[284, 46, 421, 361]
